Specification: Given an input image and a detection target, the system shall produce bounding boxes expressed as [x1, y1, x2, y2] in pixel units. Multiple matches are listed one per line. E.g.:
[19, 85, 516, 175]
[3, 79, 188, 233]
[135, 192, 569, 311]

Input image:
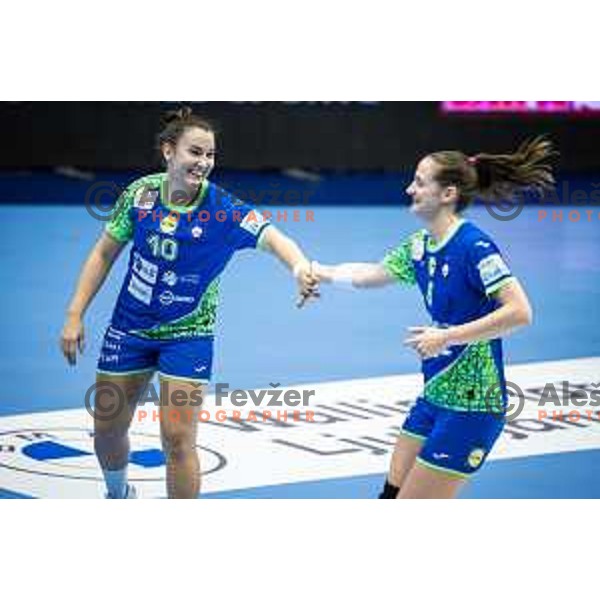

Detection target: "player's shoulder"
[459, 221, 499, 251]
[124, 172, 165, 194]
[207, 184, 260, 222]
[205, 182, 246, 211]
[119, 173, 165, 210]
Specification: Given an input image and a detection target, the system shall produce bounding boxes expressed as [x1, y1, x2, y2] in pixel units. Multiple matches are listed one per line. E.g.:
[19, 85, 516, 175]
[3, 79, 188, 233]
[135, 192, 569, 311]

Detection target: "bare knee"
[389, 434, 424, 489]
[93, 374, 150, 439]
[162, 424, 197, 460]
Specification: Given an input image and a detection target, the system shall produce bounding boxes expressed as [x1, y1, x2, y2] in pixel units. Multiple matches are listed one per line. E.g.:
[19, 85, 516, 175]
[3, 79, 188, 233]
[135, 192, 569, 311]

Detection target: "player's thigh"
[95, 326, 159, 434]
[157, 337, 213, 445]
[94, 371, 155, 436]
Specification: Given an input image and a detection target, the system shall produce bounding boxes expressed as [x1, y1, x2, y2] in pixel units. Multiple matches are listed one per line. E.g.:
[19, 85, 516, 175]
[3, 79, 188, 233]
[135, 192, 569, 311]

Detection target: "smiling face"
[406, 156, 459, 221]
[162, 126, 216, 198]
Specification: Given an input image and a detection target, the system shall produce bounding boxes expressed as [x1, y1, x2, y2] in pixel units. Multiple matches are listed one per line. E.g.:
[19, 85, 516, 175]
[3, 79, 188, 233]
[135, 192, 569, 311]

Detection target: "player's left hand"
[404, 326, 450, 359]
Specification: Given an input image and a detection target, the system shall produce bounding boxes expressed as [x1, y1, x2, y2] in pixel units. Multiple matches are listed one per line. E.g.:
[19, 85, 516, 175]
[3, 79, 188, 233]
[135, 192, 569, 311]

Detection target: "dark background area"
[2, 101, 599, 172]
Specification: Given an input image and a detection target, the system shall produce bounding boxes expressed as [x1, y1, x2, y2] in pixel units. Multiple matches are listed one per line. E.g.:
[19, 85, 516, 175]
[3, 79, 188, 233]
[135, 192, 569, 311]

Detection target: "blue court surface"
[1, 173, 599, 498]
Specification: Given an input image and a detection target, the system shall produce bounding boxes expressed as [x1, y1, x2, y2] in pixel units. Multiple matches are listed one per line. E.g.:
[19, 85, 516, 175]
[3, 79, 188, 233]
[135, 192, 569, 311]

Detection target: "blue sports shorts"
[401, 397, 505, 479]
[97, 326, 214, 383]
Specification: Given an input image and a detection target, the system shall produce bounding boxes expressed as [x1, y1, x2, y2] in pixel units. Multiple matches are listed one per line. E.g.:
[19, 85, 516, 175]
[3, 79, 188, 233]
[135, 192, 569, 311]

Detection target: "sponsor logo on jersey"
[240, 211, 268, 236]
[181, 274, 201, 285]
[133, 252, 158, 285]
[128, 273, 153, 306]
[134, 188, 159, 210]
[159, 291, 196, 306]
[102, 341, 121, 352]
[162, 271, 178, 287]
[433, 452, 451, 461]
[160, 214, 180, 235]
[99, 354, 120, 365]
[477, 254, 511, 288]
[106, 327, 126, 341]
[442, 263, 450, 278]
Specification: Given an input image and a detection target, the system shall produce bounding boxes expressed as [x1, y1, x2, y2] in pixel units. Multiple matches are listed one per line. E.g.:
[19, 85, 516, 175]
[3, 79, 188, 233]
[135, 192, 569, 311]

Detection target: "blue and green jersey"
[383, 220, 515, 413]
[106, 173, 270, 341]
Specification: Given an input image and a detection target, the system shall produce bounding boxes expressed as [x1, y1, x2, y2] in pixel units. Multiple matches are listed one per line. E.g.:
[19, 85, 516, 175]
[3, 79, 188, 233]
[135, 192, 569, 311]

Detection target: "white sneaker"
[125, 484, 138, 499]
[106, 484, 138, 499]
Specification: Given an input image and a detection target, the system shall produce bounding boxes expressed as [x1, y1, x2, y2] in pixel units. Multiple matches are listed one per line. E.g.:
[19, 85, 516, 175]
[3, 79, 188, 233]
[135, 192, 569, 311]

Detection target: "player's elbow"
[96, 245, 120, 267]
[95, 232, 125, 265]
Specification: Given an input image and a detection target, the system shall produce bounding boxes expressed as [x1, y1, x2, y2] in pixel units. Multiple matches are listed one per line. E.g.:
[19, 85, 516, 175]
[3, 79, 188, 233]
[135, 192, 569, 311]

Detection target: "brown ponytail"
[157, 105, 215, 150]
[429, 137, 557, 213]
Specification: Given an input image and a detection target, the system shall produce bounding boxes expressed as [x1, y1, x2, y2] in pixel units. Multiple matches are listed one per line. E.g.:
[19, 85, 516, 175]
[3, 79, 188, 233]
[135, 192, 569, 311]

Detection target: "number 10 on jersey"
[147, 233, 179, 262]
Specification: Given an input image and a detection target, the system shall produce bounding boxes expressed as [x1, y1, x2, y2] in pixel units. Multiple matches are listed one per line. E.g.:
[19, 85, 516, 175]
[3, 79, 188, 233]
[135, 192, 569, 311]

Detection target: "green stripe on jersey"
[132, 279, 220, 340]
[424, 341, 504, 413]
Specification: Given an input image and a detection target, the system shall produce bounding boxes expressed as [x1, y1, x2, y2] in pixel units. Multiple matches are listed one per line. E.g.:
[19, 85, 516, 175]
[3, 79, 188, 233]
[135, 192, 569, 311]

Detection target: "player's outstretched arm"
[259, 226, 320, 304]
[60, 232, 127, 366]
[314, 262, 395, 289]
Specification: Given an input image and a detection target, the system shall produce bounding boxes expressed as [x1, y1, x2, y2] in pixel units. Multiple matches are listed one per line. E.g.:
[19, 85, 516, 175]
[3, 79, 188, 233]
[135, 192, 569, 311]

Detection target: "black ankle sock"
[378, 480, 400, 499]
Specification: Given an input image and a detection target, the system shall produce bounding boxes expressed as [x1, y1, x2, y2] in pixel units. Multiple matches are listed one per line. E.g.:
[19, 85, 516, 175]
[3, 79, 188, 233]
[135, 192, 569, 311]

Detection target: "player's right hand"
[60, 315, 85, 366]
[296, 262, 321, 309]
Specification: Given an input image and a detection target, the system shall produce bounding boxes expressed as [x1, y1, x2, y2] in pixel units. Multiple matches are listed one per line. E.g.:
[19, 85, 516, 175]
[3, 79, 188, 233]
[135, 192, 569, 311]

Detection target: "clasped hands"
[295, 262, 321, 308]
